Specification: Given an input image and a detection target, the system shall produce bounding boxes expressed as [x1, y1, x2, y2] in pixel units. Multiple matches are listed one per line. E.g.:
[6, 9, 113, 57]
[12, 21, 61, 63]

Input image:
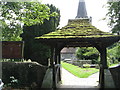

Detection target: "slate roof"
[61, 47, 77, 54]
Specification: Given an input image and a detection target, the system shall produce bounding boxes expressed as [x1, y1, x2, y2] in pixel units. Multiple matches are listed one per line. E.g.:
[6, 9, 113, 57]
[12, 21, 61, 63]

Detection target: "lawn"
[61, 61, 99, 78]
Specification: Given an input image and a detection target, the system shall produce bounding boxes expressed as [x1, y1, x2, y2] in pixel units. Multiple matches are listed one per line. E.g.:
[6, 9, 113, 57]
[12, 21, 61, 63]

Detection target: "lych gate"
[36, 0, 120, 88]
[36, 18, 120, 88]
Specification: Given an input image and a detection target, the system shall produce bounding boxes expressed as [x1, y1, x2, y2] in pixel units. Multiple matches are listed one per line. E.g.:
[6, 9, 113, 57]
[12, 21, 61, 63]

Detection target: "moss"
[36, 35, 120, 39]
[36, 19, 118, 39]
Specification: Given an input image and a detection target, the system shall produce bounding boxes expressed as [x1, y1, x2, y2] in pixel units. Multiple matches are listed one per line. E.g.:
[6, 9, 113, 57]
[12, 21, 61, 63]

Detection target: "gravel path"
[59, 68, 99, 88]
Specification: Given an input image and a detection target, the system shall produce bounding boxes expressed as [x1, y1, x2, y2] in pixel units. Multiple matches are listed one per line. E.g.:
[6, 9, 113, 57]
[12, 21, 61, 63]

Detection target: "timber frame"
[36, 19, 120, 89]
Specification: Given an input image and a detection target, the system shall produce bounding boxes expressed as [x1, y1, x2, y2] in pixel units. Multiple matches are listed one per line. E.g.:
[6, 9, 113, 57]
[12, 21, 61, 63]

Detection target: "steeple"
[76, 0, 88, 18]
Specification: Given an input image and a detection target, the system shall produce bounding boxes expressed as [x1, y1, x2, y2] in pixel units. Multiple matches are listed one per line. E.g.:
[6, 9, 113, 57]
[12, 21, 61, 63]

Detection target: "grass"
[61, 61, 99, 78]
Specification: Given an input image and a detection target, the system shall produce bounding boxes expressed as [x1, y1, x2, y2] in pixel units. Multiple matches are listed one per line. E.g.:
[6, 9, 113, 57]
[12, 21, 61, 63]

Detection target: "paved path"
[59, 68, 99, 88]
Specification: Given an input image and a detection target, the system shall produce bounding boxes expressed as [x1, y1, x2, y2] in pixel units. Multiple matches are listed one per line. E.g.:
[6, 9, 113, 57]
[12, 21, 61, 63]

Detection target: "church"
[36, 0, 120, 88]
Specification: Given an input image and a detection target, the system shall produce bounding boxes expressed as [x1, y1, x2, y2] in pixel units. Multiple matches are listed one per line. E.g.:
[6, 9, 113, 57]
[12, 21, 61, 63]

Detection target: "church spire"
[76, 0, 88, 18]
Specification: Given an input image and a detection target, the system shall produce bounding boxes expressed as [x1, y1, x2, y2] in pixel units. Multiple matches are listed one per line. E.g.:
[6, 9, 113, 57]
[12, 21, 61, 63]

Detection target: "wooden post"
[99, 47, 108, 88]
[51, 47, 56, 89]
[50, 47, 54, 68]
[57, 45, 64, 83]
[55, 47, 58, 65]
[51, 44, 64, 89]
[54, 47, 57, 89]
[58, 51, 61, 82]
[55, 47, 62, 86]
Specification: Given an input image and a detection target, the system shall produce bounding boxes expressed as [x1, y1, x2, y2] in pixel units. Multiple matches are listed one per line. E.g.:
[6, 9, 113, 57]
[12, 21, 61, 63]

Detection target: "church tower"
[76, 0, 92, 23]
[76, 0, 88, 18]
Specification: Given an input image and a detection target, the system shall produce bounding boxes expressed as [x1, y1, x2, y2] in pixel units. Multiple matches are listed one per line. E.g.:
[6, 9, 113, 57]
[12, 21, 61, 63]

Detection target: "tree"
[21, 4, 60, 65]
[0, 2, 57, 41]
[76, 47, 87, 60]
[106, 1, 120, 64]
[107, 43, 120, 65]
[1, 19, 22, 41]
[107, 1, 120, 34]
[76, 47, 99, 64]
[0, 2, 59, 63]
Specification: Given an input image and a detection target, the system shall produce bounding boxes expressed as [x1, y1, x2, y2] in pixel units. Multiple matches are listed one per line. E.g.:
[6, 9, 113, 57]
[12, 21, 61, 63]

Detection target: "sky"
[41, 0, 111, 32]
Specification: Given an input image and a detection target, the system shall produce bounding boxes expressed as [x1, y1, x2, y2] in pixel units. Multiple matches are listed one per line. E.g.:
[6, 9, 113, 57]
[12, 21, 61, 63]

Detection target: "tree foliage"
[1, 19, 22, 41]
[1, 2, 57, 26]
[107, 1, 120, 34]
[0, 2, 60, 64]
[21, 4, 60, 65]
[107, 43, 120, 65]
[106, 1, 120, 65]
[76, 47, 99, 64]
[0, 2, 57, 41]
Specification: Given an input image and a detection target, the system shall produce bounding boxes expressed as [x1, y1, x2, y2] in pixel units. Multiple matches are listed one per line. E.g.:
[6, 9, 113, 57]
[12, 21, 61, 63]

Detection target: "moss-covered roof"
[36, 19, 118, 39]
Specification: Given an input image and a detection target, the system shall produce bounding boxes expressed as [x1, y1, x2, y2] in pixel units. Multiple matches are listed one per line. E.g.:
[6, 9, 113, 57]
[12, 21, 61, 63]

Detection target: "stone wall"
[1, 62, 48, 89]
[71, 60, 92, 67]
[109, 65, 120, 88]
[61, 53, 77, 61]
